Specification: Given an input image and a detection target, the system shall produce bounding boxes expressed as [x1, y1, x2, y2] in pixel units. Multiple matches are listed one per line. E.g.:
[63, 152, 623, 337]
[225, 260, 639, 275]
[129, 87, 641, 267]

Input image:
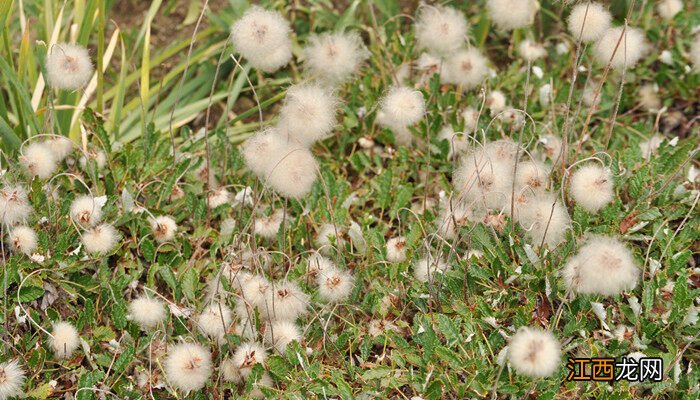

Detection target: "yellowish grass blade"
[69, 27, 120, 135]
[31, 3, 64, 111]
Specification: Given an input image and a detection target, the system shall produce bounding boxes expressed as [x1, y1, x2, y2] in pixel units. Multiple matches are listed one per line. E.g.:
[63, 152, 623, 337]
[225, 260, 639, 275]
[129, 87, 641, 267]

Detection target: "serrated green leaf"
[18, 285, 44, 302]
[92, 326, 115, 341]
[361, 366, 392, 381]
[181, 267, 199, 302]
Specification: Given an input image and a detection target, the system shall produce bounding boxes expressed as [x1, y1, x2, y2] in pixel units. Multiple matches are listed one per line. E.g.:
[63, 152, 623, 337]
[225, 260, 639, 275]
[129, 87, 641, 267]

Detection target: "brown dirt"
[110, 0, 229, 47]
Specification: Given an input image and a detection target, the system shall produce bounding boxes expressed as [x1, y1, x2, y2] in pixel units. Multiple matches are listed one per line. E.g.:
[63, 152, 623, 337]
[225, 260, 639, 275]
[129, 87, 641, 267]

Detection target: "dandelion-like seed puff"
[46, 43, 93, 90]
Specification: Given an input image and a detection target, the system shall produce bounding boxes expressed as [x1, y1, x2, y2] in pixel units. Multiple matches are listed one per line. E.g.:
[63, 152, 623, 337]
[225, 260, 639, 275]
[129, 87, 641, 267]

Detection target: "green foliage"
[0, 0, 698, 399]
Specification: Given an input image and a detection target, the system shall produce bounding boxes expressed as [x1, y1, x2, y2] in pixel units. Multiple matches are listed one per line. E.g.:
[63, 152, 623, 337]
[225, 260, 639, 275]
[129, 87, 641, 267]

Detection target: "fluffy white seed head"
[386, 236, 407, 263]
[516, 193, 571, 248]
[639, 135, 664, 158]
[197, 303, 233, 342]
[254, 209, 284, 239]
[438, 125, 469, 159]
[316, 266, 354, 303]
[302, 32, 369, 83]
[278, 84, 337, 146]
[508, 327, 561, 378]
[164, 342, 212, 392]
[414, 5, 468, 55]
[261, 281, 308, 321]
[254, 45, 293, 73]
[231, 342, 267, 378]
[394, 62, 412, 85]
[692, 34, 700, 71]
[241, 128, 288, 178]
[128, 296, 166, 330]
[556, 41, 571, 54]
[659, 49, 674, 65]
[307, 252, 335, 278]
[70, 195, 105, 228]
[230, 7, 292, 73]
[264, 320, 301, 354]
[174, 183, 194, 206]
[570, 164, 614, 212]
[265, 145, 318, 199]
[453, 141, 519, 210]
[315, 223, 346, 254]
[657, 0, 682, 20]
[208, 188, 231, 209]
[484, 140, 520, 167]
[242, 129, 319, 199]
[50, 321, 80, 359]
[20, 142, 57, 179]
[414, 256, 451, 283]
[582, 79, 602, 107]
[79, 149, 107, 170]
[567, 2, 612, 43]
[436, 199, 485, 240]
[538, 83, 552, 106]
[540, 134, 562, 161]
[486, 90, 507, 115]
[518, 40, 547, 62]
[249, 372, 273, 399]
[391, 125, 415, 147]
[378, 87, 426, 129]
[442, 48, 489, 89]
[499, 108, 525, 128]
[46, 43, 93, 90]
[235, 316, 259, 342]
[151, 215, 178, 243]
[562, 236, 640, 296]
[0, 360, 24, 400]
[416, 52, 441, 75]
[486, 0, 539, 31]
[462, 107, 480, 133]
[0, 185, 32, 226]
[81, 223, 119, 255]
[237, 274, 271, 317]
[514, 160, 550, 194]
[592, 27, 648, 69]
[8, 225, 37, 256]
[221, 358, 243, 383]
[46, 136, 73, 161]
[638, 83, 661, 112]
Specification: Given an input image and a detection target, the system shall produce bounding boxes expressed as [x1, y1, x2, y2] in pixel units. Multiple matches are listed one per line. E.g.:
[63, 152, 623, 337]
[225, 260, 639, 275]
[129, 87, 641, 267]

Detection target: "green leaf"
[637, 207, 662, 221]
[375, 168, 393, 209]
[670, 269, 691, 323]
[390, 185, 413, 217]
[268, 355, 291, 379]
[0, 55, 40, 136]
[158, 265, 181, 300]
[18, 285, 44, 302]
[0, 116, 20, 154]
[76, 370, 105, 400]
[361, 366, 392, 381]
[424, 378, 444, 400]
[92, 326, 115, 341]
[435, 346, 462, 369]
[436, 314, 461, 347]
[181, 267, 199, 302]
[26, 383, 53, 399]
[111, 300, 128, 330]
[112, 345, 135, 374]
[141, 239, 156, 261]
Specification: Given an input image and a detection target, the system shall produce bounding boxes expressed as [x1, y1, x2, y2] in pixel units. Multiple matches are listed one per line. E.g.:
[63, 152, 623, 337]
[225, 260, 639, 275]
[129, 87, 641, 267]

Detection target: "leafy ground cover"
[0, 0, 698, 399]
